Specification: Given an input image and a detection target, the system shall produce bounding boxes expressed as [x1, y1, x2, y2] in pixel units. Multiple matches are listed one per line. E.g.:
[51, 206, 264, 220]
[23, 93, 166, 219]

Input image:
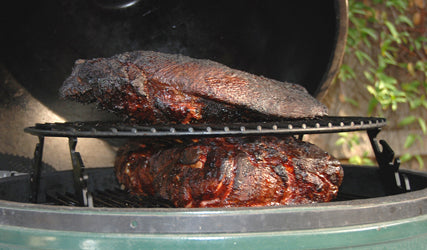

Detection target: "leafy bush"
[338, 0, 426, 168]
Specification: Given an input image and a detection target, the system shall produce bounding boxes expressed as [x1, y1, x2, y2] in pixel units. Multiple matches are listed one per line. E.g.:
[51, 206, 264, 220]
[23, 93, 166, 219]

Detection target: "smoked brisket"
[60, 51, 327, 124]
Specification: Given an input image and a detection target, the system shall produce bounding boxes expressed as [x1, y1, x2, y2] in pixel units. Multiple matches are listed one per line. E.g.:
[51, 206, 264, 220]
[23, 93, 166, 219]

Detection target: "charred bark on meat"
[60, 51, 328, 124]
[115, 136, 343, 208]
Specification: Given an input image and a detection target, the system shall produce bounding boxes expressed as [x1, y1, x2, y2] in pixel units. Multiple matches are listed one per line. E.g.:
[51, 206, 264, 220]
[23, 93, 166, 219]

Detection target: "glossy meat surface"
[115, 136, 343, 208]
[60, 51, 328, 124]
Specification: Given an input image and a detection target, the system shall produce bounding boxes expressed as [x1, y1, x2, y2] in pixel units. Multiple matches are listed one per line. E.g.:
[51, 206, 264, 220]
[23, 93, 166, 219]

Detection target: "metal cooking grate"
[43, 188, 368, 207]
[25, 116, 386, 138]
[46, 189, 174, 208]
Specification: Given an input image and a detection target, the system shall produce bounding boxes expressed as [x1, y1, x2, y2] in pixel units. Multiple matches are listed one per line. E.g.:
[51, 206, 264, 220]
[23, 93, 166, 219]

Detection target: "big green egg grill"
[1, 117, 426, 249]
[1, 0, 426, 249]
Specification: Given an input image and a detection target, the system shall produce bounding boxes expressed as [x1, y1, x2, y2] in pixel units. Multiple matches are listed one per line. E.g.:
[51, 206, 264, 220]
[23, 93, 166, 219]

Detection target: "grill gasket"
[24, 116, 386, 138]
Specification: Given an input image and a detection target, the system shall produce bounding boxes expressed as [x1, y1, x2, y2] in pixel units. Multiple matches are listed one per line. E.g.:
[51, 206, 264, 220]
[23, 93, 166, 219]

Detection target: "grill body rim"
[0, 166, 426, 234]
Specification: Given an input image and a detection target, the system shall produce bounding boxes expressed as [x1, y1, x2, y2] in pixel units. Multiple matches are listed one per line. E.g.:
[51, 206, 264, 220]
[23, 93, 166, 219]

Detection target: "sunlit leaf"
[415, 60, 426, 71]
[409, 95, 424, 109]
[391, 102, 398, 111]
[351, 8, 367, 15]
[402, 81, 420, 92]
[418, 117, 427, 134]
[363, 37, 372, 48]
[366, 85, 376, 95]
[399, 115, 417, 126]
[414, 155, 425, 169]
[414, 37, 424, 50]
[335, 137, 347, 146]
[355, 51, 365, 65]
[362, 158, 375, 166]
[363, 70, 374, 82]
[396, 15, 414, 27]
[386, 0, 407, 12]
[355, 50, 374, 65]
[377, 55, 387, 71]
[360, 27, 378, 40]
[383, 51, 398, 65]
[385, 21, 401, 43]
[400, 153, 412, 162]
[339, 132, 349, 136]
[351, 134, 361, 145]
[349, 156, 363, 165]
[338, 64, 356, 81]
[380, 39, 393, 54]
[404, 134, 417, 148]
[377, 73, 397, 84]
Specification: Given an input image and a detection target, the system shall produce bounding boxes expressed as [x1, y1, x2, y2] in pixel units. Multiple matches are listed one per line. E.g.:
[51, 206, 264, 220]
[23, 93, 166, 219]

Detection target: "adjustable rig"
[25, 116, 410, 207]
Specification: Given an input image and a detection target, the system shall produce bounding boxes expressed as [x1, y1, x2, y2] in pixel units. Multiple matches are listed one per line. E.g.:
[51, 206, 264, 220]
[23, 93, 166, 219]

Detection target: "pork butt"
[115, 136, 343, 208]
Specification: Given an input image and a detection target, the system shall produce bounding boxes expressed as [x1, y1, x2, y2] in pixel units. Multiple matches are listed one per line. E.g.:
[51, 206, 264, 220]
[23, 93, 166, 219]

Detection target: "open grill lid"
[1, 1, 347, 122]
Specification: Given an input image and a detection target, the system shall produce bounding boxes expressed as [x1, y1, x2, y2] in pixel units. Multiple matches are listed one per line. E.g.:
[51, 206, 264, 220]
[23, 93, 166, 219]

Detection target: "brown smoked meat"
[61, 51, 342, 207]
[115, 136, 343, 208]
[60, 51, 327, 124]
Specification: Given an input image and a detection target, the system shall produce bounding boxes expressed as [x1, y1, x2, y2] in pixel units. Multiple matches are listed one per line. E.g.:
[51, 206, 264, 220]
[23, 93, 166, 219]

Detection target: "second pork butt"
[115, 136, 343, 208]
[60, 51, 328, 124]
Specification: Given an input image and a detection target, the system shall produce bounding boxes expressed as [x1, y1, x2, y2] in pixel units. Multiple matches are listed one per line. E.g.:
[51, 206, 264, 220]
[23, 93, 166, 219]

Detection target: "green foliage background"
[337, 0, 426, 168]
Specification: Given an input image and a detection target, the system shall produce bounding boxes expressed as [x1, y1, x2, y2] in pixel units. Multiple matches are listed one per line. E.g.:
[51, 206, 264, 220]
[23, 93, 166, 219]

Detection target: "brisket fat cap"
[60, 51, 328, 124]
[115, 136, 343, 208]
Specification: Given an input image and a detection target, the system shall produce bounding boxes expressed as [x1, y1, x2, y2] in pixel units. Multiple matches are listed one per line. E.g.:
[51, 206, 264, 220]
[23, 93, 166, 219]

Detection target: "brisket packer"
[60, 50, 327, 124]
[115, 136, 343, 208]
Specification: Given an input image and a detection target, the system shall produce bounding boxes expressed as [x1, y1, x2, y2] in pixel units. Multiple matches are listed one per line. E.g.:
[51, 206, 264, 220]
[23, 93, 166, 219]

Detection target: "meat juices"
[60, 51, 328, 124]
[115, 136, 343, 208]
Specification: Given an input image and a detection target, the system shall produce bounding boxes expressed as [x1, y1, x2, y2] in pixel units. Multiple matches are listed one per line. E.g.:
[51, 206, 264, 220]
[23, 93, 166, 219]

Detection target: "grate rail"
[24, 116, 386, 138]
[46, 189, 174, 208]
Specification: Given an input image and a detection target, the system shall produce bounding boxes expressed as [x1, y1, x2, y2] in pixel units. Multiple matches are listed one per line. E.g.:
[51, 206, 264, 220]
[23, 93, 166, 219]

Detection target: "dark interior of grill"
[0, 0, 338, 122]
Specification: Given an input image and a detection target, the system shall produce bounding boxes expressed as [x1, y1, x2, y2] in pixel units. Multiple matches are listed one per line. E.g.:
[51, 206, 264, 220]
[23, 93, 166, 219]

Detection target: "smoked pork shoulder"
[115, 136, 343, 208]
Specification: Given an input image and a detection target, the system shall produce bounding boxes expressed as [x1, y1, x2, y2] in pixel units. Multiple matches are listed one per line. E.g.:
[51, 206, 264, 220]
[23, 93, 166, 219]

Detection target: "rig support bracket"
[367, 128, 410, 194]
[68, 137, 93, 207]
[30, 136, 44, 203]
